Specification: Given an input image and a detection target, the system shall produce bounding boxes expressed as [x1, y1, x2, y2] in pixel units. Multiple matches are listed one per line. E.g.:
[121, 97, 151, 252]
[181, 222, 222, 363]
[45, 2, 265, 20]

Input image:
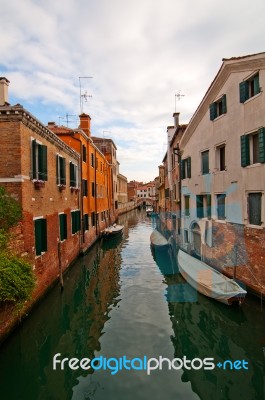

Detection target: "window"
[91, 153, 95, 167]
[248, 193, 262, 226]
[201, 150, 209, 174]
[184, 229, 189, 243]
[96, 157, 98, 170]
[241, 128, 265, 167]
[59, 213, 67, 241]
[34, 218, 47, 256]
[71, 210, 81, 234]
[56, 155, 66, 185]
[209, 95, 227, 120]
[216, 194, 226, 220]
[240, 73, 260, 103]
[184, 195, 190, 216]
[216, 145, 226, 171]
[31, 140, 48, 181]
[181, 157, 191, 179]
[83, 214, 89, 231]
[196, 195, 211, 218]
[91, 182, 95, 197]
[82, 145, 87, 163]
[82, 179, 88, 196]
[69, 162, 78, 187]
[91, 212, 96, 227]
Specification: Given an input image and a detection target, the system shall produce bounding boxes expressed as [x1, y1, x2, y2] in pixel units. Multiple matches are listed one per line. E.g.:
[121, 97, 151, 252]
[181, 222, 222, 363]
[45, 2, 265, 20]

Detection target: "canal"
[0, 210, 264, 400]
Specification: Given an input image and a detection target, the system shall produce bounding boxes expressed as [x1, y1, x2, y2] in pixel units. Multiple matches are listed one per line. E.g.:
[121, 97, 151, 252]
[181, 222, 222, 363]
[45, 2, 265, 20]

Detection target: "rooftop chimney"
[0, 77, 10, 106]
[79, 113, 91, 137]
[173, 112, 179, 129]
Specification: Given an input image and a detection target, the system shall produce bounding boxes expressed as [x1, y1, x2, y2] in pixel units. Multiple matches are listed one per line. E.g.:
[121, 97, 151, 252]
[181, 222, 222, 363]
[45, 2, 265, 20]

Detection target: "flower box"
[33, 180, 45, 189]
[58, 184, 66, 192]
[70, 187, 79, 194]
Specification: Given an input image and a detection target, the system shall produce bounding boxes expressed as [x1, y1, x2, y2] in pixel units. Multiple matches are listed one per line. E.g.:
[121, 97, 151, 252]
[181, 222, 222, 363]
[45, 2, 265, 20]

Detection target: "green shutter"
[187, 157, 191, 178]
[61, 157, 66, 185]
[196, 195, 203, 218]
[42, 145, 48, 181]
[35, 218, 47, 255]
[35, 219, 42, 256]
[221, 94, 227, 114]
[84, 214, 89, 230]
[41, 218, 47, 252]
[59, 214, 67, 241]
[209, 102, 217, 120]
[239, 81, 249, 103]
[56, 155, 59, 184]
[70, 163, 74, 186]
[76, 210, 81, 232]
[180, 160, 185, 179]
[240, 135, 250, 167]
[32, 140, 37, 179]
[253, 74, 260, 96]
[258, 127, 265, 163]
[71, 211, 75, 234]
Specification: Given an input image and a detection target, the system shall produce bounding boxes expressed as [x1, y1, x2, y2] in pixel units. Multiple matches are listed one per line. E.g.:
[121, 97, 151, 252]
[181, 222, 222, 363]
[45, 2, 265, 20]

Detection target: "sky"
[1, 0, 265, 182]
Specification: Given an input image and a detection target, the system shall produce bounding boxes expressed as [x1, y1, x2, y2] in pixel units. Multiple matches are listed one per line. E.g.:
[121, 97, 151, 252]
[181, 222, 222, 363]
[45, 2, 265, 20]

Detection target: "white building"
[179, 52, 265, 296]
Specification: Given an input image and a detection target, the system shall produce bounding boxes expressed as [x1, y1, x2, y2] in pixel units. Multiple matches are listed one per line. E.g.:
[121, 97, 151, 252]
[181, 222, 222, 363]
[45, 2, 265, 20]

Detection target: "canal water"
[0, 210, 264, 400]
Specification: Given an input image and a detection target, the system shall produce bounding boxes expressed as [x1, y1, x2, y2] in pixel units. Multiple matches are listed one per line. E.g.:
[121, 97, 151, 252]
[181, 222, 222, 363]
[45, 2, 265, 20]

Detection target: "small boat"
[177, 249, 247, 305]
[146, 207, 153, 216]
[103, 223, 124, 239]
[150, 229, 169, 248]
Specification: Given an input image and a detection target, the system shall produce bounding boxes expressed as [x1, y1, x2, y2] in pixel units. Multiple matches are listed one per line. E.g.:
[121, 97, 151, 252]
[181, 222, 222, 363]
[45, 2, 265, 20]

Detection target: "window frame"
[201, 150, 210, 175]
[216, 193, 226, 221]
[34, 217, 47, 256]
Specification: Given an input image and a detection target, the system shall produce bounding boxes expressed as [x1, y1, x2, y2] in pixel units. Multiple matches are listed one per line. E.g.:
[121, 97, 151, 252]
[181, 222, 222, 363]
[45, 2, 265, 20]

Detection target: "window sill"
[244, 163, 263, 169]
[213, 170, 226, 174]
[214, 219, 226, 224]
[212, 113, 226, 122]
[246, 224, 264, 229]
[243, 92, 261, 104]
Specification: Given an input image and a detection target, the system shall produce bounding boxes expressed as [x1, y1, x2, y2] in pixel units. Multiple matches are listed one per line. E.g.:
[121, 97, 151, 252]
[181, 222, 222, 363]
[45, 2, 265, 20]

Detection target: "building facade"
[179, 52, 265, 296]
[0, 77, 81, 301]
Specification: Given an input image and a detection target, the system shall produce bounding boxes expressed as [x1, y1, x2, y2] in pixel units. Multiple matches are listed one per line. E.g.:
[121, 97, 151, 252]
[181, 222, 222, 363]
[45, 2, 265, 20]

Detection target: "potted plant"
[33, 179, 45, 189]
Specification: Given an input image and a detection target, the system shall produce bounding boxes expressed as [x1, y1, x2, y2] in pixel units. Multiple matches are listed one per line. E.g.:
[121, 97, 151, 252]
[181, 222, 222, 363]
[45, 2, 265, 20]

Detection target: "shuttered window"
[184, 195, 190, 216]
[241, 128, 265, 167]
[196, 195, 211, 218]
[56, 155, 66, 185]
[91, 182, 95, 197]
[59, 213, 67, 241]
[82, 179, 88, 196]
[82, 145, 87, 163]
[217, 194, 226, 220]
[84, 214, 89, 231]
[209, 94, 227, 120]
[34, 218, 47, 256]
[240, 73, 260, 103]
[32, 140, 48, 181]
[71, 210, 81, 234]
[248, 193, 262, 226]
[70, 162, 77, 187]
[181, 157, 191, 179]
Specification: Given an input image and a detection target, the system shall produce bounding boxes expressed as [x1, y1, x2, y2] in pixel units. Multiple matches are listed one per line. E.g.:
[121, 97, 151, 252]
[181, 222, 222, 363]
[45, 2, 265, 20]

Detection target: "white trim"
[33, 216, 44, 220]
[0, 177, 25, 182]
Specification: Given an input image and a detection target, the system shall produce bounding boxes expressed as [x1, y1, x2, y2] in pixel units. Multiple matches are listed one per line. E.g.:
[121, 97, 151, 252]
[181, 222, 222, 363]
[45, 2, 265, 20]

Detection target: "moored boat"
[177, 249, 247, 305]
[103, 223, 124, 239]
[150, 229, 169, 248]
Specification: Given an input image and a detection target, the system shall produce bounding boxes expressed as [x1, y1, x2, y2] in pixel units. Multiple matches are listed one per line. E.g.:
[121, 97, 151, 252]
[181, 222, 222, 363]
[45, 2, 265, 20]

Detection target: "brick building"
[0, 77, 81, 301]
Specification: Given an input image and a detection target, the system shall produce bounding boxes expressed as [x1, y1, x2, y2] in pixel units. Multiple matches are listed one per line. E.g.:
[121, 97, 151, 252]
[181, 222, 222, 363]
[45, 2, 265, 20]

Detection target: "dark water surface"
[0, 210, 264, 400]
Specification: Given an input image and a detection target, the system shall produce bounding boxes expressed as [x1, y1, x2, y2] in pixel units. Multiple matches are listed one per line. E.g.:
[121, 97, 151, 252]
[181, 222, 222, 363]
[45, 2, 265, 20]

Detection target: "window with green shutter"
[70, 162, 77, 187]
[71, 210, 81, 234]
[59, 213, 67, 241]
[84, 214, 89, 231]
[209, 95, 227, 120]
[56, 155, 66, 185]
[196, 195, 204, 218]
[248, 192, 262, 226]
[241, 129, 265, 167]
[34, 218, 47, 256]
[240, 73, 260, 103]
[216, 194, 226, 220]
[181, 157, 191, 179]
[196, 194, 211, 218]
[82, 179, 88, 196]
[31, 140, 48, 181]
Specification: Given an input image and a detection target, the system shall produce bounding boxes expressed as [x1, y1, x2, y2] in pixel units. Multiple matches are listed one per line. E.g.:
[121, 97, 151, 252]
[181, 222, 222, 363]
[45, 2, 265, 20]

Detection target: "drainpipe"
[173, 144, 182, 233]
[94, 146, 98, 235]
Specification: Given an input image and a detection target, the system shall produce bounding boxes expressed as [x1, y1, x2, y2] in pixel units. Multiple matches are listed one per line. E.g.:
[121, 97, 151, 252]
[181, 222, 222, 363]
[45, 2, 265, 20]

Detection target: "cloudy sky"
[1, 0, 265, 182]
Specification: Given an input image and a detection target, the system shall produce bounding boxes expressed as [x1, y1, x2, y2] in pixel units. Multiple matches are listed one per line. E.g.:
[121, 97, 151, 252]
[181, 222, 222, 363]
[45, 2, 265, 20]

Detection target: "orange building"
[48, 114, 113, 252]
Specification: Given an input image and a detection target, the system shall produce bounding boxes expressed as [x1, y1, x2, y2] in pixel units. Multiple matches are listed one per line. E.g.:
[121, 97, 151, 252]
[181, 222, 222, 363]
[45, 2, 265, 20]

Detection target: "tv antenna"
[175, 91, 185, 111]
[79, 76, 93, 113]
[58, 113, 77, 127]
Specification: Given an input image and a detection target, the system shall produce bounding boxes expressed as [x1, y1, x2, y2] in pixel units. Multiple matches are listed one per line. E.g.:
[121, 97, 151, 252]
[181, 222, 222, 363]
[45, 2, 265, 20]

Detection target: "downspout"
[94, 146, 98, 235]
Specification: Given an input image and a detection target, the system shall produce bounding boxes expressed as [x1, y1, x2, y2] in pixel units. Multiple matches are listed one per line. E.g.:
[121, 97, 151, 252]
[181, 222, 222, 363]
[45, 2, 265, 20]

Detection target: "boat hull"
[177, 250, 246, 305]
[150, 230, 169, 248]
[103, 224, 124, 239]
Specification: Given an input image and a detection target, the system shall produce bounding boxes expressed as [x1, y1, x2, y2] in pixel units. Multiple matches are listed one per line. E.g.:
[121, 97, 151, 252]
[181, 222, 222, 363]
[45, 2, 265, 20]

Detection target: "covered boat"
[177, 249, 247, 305]
[103, 223, 124, 239]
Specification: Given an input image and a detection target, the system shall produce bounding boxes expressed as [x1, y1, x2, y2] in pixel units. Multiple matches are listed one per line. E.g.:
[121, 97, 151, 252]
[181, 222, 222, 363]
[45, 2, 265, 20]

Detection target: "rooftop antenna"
[58, 113, 77, 127]
[79, 76, 93, 114]
[175, 91, 185, 111]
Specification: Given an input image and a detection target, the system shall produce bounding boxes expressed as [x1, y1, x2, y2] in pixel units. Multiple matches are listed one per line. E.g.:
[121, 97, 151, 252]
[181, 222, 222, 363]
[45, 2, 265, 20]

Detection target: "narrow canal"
[0, 210, 264, 400]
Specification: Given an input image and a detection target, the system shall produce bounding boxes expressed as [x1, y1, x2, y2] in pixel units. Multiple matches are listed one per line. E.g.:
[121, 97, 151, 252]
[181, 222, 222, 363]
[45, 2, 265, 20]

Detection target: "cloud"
[1, 0, 265, 181]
